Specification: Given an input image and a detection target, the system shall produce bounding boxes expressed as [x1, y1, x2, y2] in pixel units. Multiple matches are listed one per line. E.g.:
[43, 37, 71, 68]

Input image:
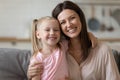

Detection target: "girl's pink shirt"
[30, 40, 68, 80]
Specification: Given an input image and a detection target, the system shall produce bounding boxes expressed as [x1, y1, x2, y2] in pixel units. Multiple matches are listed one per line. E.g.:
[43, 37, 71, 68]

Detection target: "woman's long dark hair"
[52, 1, 92, 61]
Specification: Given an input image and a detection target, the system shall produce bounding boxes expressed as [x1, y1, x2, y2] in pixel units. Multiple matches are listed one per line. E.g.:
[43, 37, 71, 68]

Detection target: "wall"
[0, 0, 120, 51]
[0, 0, 57, 38]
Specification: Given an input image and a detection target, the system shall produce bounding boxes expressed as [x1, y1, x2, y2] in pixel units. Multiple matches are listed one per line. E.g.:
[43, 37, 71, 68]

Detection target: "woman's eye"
[60, 21, 65, 25]
[71, 16, 75, 19]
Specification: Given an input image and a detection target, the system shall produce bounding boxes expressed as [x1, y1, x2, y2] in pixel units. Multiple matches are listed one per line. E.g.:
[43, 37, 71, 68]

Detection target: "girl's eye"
[54, 29, 60, 31]
[53, 28, 60, 31]
[45, 29, 50, 31]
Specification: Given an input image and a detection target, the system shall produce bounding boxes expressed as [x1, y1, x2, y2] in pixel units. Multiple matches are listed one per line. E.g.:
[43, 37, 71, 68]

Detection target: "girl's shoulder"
[30, 52, 42, 63]
[59, 39, 68, 44]
[59, 40, 68, 50]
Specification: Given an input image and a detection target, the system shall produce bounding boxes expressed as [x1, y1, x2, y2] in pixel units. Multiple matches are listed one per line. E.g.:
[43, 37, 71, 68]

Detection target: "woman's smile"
[67, 27, 77, 33]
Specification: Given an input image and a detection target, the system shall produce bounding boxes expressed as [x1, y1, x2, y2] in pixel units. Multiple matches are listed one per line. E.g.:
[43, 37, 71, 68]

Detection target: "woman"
[28, 1, 120, 80]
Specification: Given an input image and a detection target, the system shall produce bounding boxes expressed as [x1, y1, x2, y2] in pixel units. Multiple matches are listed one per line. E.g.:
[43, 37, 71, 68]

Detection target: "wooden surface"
[0, 37, 31, 42]
[0, 37, 120, 42]
[99, 38, 120, 42]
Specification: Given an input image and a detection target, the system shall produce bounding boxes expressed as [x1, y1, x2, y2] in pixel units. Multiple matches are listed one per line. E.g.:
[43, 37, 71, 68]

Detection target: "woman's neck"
[69, 38, 83, 65]
[69, 38, 81, 50]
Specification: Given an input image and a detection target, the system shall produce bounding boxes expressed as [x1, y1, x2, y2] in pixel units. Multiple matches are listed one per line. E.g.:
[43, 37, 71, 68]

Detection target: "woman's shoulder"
[97, 41, 111, 51]
[93, 41, 110, 51]
[90, 41, 112, 58]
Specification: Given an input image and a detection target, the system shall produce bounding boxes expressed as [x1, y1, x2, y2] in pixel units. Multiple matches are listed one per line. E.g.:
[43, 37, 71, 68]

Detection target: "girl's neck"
[41, 45, 58, 55]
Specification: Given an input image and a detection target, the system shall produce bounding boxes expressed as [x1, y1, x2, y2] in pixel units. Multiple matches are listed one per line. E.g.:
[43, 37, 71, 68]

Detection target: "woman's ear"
[36, 30, 41, 39]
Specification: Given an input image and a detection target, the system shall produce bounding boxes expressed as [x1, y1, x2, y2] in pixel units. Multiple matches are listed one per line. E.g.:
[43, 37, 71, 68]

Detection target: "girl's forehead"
[38, 19, 59, 28]
[43, 19, 58, 25]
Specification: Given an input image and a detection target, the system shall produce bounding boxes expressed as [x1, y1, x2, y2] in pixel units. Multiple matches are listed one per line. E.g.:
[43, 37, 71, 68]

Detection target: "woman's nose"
[66, 21, 72, 28]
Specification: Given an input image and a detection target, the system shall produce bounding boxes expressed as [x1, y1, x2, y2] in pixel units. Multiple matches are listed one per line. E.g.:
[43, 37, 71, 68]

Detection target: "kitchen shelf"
[99, 38, 120, 42]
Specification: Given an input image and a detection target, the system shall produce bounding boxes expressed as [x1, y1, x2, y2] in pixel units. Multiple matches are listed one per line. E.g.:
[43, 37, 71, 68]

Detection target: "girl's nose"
[50, 30, 54, 34]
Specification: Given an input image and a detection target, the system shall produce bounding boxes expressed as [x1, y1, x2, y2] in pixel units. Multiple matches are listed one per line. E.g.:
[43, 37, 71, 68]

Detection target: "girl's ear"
[36, 30, 41, 39]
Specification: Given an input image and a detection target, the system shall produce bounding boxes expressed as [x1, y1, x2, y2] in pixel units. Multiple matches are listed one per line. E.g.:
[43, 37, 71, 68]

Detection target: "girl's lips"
[48, 37, 57, 40]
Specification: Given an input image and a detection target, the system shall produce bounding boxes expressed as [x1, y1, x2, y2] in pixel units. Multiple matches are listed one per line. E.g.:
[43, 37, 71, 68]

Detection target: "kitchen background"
[0, 0, 120, 51]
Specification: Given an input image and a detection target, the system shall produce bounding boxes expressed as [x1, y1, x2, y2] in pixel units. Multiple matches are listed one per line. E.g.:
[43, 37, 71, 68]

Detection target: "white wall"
[0, 0, 120, 51]
[0, 0, 57, 38]
[0, 0, 120, 39]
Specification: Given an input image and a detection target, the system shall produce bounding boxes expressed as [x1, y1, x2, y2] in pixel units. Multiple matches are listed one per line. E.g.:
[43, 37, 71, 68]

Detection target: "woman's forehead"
[57, 9, 78, 20]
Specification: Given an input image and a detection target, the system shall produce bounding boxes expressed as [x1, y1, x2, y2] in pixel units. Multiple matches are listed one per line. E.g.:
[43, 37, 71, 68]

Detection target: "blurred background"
[0, 0, 120, 51]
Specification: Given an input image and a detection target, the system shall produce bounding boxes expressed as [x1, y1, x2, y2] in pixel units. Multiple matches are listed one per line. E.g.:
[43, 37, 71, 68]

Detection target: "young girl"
[30, 16, 69, 80]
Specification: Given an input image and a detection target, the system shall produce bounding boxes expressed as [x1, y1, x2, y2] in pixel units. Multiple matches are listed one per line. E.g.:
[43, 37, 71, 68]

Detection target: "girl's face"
[36, 19, 60, 46]
[58, 9, 82, 39]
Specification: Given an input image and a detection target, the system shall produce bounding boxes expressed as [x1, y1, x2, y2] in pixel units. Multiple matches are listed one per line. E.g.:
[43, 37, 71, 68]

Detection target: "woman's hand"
[88, 32, 98, 48]
[27, 61, 44, 80]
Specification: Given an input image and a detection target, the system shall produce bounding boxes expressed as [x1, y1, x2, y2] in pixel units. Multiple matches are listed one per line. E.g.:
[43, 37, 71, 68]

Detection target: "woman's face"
[57, 9, 82, 38]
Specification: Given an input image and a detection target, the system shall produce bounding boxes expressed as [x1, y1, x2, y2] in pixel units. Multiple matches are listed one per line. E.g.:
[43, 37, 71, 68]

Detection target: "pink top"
[30, 40, 68, 80]
[67, 41, 120, 80]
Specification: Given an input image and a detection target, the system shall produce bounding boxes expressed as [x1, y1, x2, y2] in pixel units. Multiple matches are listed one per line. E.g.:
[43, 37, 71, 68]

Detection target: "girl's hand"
[88, 32, 98, 48]
[27, 61, 44, 80]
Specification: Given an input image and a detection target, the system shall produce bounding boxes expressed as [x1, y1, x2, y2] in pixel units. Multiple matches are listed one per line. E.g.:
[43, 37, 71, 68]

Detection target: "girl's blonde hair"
[31, 16, 58, 55]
